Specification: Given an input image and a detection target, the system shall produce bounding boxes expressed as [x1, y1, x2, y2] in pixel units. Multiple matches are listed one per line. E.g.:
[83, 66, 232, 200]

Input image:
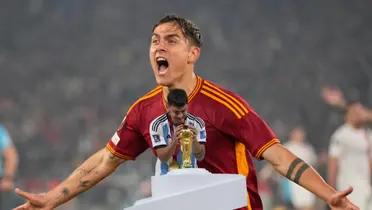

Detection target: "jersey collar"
[162, 75, 203, 109]
[188, 75, 203, 103]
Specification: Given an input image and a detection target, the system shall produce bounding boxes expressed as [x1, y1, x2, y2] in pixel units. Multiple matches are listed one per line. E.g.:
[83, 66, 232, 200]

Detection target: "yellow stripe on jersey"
[201, 90, 243, 119]
[255, 138, 280, 159]
[188, 76, 202, 102]
[106, 144, 134, 160]
[247, 194, 252, 210]
[203, 85, 246, 116]
[235, 142, 249, 176]
[146, 86, 162, 96]
[204, 81, 249, 114]
[127, 87, 162, 114]
[235, 142, 252, 210]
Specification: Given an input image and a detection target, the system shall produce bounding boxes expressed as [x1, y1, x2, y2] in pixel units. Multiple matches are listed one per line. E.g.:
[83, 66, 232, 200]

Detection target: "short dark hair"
[167, 88, 188, 107]
[152, 14, 202, 47]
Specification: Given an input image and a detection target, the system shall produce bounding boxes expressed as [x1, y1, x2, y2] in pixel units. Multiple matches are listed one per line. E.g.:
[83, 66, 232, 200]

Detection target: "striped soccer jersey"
[149, 113, 206, 175]
[107, 76, 279, 210]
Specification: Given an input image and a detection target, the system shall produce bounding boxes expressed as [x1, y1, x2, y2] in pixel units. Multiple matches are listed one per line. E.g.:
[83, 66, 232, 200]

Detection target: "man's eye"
[151, 39, 159, 44]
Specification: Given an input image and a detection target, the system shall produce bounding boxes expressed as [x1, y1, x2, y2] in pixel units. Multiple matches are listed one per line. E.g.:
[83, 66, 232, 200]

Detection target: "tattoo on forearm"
[73, 152, 121, 191]
[109, 153, 121, 164]
[55, 187, 70, 203]
[293, 163, 310, 183]
[285, 158, 302, 179]
[286, 158, 310, 184]
[74, 168, 90, 177]
[79, 180, 91, 188]
[79, 169, 101, 189]
[62, 188, 70, 197]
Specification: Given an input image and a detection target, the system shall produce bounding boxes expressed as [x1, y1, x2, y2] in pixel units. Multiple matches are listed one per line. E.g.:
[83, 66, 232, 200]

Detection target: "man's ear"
[187, 46, 201, 64]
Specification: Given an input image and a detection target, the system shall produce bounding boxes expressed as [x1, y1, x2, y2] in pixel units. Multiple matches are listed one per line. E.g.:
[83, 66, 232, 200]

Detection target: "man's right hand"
[13, 188, 54, 210]
[174, 125, 186, 143]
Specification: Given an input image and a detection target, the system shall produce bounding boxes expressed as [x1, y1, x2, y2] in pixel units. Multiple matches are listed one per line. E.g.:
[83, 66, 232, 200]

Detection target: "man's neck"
[162, 73, 197, 99]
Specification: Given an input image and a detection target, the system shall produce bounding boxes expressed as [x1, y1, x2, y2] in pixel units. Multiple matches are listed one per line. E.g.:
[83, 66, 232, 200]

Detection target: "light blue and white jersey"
[149, 113, 206, 175]
[0, 124, 12, 177]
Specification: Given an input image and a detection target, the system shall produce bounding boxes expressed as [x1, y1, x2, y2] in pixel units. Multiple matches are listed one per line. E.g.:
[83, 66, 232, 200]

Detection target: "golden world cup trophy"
[179, 126, 194, 168]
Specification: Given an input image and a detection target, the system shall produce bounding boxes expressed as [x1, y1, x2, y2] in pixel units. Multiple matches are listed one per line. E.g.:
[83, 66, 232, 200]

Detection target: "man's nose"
[155, 40, 167, 52]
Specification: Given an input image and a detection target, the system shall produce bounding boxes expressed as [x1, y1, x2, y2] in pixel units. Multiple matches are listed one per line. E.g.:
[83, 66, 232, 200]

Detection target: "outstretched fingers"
[329, 187, 360, 210]
[12, 202, 31, 210]
[15, 188, 44, 207]
[337, 187, 353, 198]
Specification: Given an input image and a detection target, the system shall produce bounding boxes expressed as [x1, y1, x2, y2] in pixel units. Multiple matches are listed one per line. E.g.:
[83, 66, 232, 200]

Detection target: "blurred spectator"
[328, 102, 372, 209]
[259, 126, 318, 210]
[322, 86, 372, 122]
[0, 123, 19, 209]
[321, 86, 347, 110]
[280, 126, 317, 210]
[257, 168, 275, 210]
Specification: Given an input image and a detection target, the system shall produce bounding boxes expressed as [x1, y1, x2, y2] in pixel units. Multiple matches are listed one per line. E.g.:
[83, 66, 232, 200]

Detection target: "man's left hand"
[327, 187, 359, 210]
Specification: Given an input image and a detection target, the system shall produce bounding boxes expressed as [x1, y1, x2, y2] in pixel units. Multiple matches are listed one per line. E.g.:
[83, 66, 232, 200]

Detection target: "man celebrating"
[14, 15, 358, 210]
[150, 88, 206, 175]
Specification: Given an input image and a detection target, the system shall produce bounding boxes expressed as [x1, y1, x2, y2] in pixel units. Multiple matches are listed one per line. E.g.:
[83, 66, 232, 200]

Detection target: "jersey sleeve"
[195, 117, 206, 144]
[106, 105, 148, 160]
[222, 107, 279, 160]
[329, 131, 343, 158]
[149, 121, 168, 149]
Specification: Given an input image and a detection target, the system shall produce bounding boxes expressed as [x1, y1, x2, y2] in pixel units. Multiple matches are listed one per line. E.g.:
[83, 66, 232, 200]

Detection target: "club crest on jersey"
[152, 134, 161, 143]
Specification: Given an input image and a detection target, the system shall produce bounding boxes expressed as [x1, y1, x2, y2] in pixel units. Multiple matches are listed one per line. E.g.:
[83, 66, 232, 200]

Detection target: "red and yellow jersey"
[106, 76, 279, 210]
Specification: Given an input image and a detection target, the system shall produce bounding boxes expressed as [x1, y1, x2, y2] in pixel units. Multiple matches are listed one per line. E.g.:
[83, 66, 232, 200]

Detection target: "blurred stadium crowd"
[0, 0, 371, 209]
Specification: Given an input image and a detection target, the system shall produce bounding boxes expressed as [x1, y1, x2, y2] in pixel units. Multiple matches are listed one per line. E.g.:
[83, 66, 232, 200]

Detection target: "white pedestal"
[124, 168, 247, 210]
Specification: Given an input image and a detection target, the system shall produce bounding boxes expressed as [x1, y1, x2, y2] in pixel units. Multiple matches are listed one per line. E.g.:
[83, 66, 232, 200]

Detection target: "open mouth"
[156, 57, 169, 73]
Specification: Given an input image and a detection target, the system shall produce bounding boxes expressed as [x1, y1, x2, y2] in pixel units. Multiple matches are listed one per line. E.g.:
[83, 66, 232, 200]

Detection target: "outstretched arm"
[14, 148, 126, 210]
[262, 144, 358, 210]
